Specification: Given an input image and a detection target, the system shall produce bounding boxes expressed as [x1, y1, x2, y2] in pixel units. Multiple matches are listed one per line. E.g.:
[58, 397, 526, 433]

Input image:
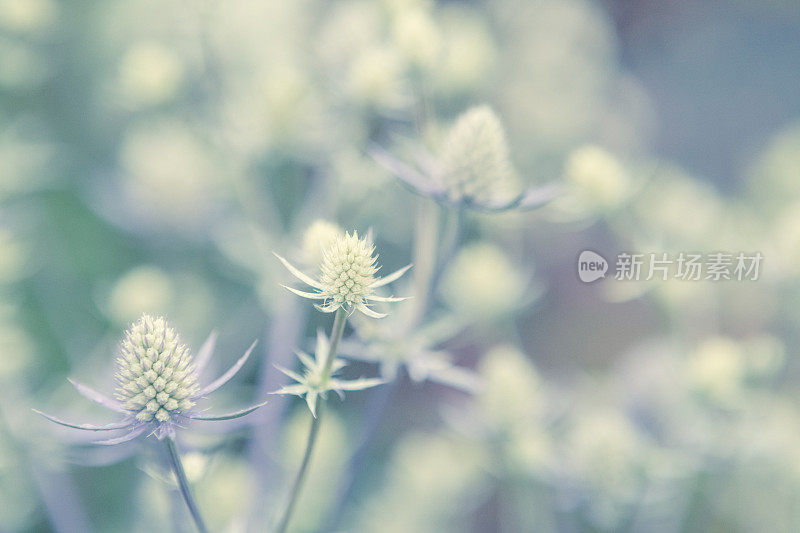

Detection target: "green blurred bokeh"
[2, 0, 800, 531]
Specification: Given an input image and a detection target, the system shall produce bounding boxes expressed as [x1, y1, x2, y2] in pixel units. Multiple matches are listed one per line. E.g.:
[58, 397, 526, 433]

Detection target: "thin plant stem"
[321, 308, 347, 381]
[406, 198, 439, 328]
[165, 437, 209, 533]
[276, 307, 347, 533]
[275, 401, 324, 533]
[430, 207, 463, 292]
[326, 202, 460, 529]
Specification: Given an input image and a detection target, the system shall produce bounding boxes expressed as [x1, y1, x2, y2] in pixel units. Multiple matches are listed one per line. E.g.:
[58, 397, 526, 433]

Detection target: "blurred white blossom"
[301, 220, 343, 267]
[119, 120, 222, 230]
[117, 41, 184, 107]
[549, 144, 631, 220]
[440, 242, 530, 321]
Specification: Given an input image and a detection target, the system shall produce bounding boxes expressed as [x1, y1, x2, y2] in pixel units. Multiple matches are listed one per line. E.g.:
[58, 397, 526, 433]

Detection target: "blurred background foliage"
[2, 0, 800, 531]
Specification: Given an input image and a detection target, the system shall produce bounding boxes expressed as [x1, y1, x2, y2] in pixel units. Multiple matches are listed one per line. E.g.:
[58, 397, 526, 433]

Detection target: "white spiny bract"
[438, 106, 519, 205]
[272, 331, 385, 417]
[275, 230, 411, 318]
[115, 315, 199, 424]
[337, 315, 482, 393]
[35, 314, 266, 444]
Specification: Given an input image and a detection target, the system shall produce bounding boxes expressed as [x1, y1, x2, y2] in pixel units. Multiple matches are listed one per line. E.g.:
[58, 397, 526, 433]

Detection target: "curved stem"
[275, 401, 324, 533]
[165, 437, 209, 533]
[276, 308, 346, 533]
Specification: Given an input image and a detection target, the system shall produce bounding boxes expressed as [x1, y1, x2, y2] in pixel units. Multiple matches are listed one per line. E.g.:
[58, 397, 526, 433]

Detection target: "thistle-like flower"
[370, 105, 562, 211]
[438, 106, 519, 205]
[275, 230, 411, 318]
[272, 330, 385, 417]
[35, 314, 266, 444]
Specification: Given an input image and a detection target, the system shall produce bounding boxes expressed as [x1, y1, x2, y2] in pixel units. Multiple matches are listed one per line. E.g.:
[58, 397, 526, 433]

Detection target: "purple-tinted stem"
[165, 437, 208, 533]
[246, 296, 308, 526]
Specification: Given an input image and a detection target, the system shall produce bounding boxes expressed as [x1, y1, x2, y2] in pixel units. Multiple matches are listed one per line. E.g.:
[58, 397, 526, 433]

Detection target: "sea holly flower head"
[35, 314, 266, 444]
[319, 231, 378, 309]
[115, 315, 199, 424]
[275, 230, 411, 319]
[370, 105, 562, 212]
[272, 330, 385, 417]
[437, 105, 520, 205]
[440, 242, 535, 321]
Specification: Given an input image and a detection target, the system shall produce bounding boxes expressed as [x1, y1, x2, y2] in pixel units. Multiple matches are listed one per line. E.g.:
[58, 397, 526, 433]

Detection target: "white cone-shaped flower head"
[319, 231, 379, 309]
[438, 105, 520, 204]
[114, 314, 199, 424]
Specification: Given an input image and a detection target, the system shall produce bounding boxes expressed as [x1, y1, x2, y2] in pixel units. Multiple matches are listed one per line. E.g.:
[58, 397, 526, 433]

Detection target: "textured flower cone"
[439, 105, 519, 204]
[276, 229, 410, 318]
[115, 315, 199, 424]
[319, 232, 379, 308]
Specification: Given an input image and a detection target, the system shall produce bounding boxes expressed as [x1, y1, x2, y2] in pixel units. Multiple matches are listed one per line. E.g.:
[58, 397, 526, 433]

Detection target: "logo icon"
[578, 250, 608, 283]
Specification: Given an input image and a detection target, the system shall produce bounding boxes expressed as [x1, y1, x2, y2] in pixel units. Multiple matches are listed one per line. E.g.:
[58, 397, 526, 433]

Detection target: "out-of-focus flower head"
[118, 120, 222, 231]
[116, 41, 184, 108]
[340, 314, 479, 391]
[766, 202, 800, 279]
[275, 230, 411, 318]
[272, 330, 384, 417]
[104, 266, 215, 333]
[107, 266, 174, 324]
[0, 0, 56, 34]
[630, 167, 724, 252]
[686, 337, 747, 405]
[301, 219, 343, 266]
[347, 45, 409, 110]
[748, 121, 800, 214]
[547, 144, 632, 220]
[371, 105, 561, 211]
[685, 336, 784, 407]
[433, 346, 553, 488]
[564, 407, 653, 529]
[439, 242, 534, 321]
[0, 0, 56, 89]
[0, 118, 56, 200]
[390, 6, 441, 72]
[36, 314, 265, 443]
[434, 6, 495, 94]
[353, 432, 484, 533]
[492, 0, 617, 153]
[477, 345, 545, 427]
